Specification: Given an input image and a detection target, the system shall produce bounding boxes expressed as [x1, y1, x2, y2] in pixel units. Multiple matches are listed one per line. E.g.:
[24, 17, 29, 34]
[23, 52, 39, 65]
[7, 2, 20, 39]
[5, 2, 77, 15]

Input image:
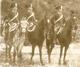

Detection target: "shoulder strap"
[55, 14, 63, 24]
[9, 12, 19, 23]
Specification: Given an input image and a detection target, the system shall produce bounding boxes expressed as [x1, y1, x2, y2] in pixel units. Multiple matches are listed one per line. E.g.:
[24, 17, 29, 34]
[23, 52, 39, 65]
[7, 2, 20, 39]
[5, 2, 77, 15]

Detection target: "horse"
[27, 18, 45, 65]
[45, 16, 55, 63]
[4, 19, 27, 63]
[9, 17, 28, 63]
[3, 18, 15, 61]
[3, 17, 12, 61]
[3, 17, 21, 63]
[46, 13, 76, 64]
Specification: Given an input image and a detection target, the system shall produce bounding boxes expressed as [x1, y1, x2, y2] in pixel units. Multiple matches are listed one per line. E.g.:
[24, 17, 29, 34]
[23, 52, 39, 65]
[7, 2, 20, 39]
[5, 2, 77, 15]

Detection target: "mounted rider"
[8, 2, 19, 32]
[27, 4, 37, 22]
[26, 4, 37, 32]
[54, 5, 65, 35]
[8, 2, 19, 42]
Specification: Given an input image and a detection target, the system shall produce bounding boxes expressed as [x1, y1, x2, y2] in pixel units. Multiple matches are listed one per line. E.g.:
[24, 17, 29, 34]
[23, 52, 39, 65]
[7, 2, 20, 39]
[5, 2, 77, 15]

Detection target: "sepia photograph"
[0, 0, 80, 67]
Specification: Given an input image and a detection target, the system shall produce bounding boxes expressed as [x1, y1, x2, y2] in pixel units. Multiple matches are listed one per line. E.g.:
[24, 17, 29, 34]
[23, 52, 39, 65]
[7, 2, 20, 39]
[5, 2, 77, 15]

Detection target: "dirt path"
[0, 42, 80, 67]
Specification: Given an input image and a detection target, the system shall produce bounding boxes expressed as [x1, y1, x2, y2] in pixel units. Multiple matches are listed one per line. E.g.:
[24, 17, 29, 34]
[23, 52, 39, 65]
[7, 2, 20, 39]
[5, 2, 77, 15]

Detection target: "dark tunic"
[54, 12, 65, 33]
[27, 13, 36, 25]
[8, 12, 19, 43]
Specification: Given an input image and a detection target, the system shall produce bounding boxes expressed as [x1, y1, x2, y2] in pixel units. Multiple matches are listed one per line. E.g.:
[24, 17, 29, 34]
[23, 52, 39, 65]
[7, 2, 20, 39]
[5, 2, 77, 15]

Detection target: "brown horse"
[45, 16, 55, 63]
[27, 18, 45, 65]
[46, 12, 76, 64]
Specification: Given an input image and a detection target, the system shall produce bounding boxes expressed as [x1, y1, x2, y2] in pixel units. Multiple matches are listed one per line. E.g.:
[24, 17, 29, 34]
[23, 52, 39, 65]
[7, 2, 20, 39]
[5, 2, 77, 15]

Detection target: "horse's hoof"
[11, 62, 17, 65]
[41, 63, 45, 66]
[5, 59, 8, 63]
[29, 60, 34, 65]
[58, 61, 61, 65]
[63, 61, 67, 65]
[40, 61, 44, 65]
[31, 62, 34, 65]
[49, 60, 51, 64]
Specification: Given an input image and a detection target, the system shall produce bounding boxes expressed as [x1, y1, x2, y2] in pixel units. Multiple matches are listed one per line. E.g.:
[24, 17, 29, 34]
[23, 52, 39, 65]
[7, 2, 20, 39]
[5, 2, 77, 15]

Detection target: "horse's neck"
[64, 21, 72, 33]
[21, 32, 25, 37]
[40, 19, 45, 28]
[15, 28, 20, 37]
[19, 28, 25, 37]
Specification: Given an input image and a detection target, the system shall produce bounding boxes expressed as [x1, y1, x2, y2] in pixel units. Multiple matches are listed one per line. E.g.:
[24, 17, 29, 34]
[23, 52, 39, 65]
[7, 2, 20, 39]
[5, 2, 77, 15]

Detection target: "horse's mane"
[57, 17, 73, 43]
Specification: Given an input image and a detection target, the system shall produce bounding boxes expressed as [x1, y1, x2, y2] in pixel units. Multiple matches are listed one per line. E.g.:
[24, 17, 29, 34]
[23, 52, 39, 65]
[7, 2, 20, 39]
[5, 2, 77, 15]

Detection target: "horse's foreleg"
[5, 44, 8, 61]
[18, 50, 22, 59]
[46, 39, 51, 63]
[48, 43, 54, 63]
[39, 46, 44, 65]
[46, 39, 54, 63]
[17, 43, 24, 59]
[46, 41, 51, 63]
[59, 45, 63, 65]
[46, 44, 50, 63]
[50, 43, 54, 56]
[63, 45, 69, 65]
[8, 45, 12, 60]
[31, 45, 35, 62]
[13, 47, 16, 63]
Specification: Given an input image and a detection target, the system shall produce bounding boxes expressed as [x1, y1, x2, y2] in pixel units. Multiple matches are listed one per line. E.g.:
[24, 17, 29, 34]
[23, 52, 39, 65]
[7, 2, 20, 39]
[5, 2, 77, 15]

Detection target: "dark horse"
[46, 12, 76, 64]
[27, 18, 45, 65]
[57, 17, 73, 64]
[45, 16, 55, 63]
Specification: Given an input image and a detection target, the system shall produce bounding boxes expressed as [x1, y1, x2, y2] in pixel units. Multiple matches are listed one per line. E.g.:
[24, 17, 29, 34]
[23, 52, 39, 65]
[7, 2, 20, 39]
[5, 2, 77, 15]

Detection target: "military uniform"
[52, 8, 65, 44]
[26, 5, 37, 32]
[8, 3, 19, 43]
[54, 10, 65, 35]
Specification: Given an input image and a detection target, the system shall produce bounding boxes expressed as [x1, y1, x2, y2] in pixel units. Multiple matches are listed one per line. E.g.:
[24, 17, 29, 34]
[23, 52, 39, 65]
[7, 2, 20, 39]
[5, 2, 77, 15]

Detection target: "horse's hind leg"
[59, 45, 63, 65]
[63, 45, 69, 65]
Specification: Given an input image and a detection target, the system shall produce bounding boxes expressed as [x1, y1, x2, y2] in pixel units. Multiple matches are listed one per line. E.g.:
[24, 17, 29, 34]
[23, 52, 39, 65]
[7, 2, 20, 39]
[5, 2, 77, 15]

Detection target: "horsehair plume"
[15, 3, 17, 7]
[61, 5, 63, 11]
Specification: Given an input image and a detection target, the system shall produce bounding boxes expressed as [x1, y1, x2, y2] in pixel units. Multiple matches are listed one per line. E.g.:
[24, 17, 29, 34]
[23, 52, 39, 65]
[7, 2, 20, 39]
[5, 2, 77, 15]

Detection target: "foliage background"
[2, 0, 80, 20]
